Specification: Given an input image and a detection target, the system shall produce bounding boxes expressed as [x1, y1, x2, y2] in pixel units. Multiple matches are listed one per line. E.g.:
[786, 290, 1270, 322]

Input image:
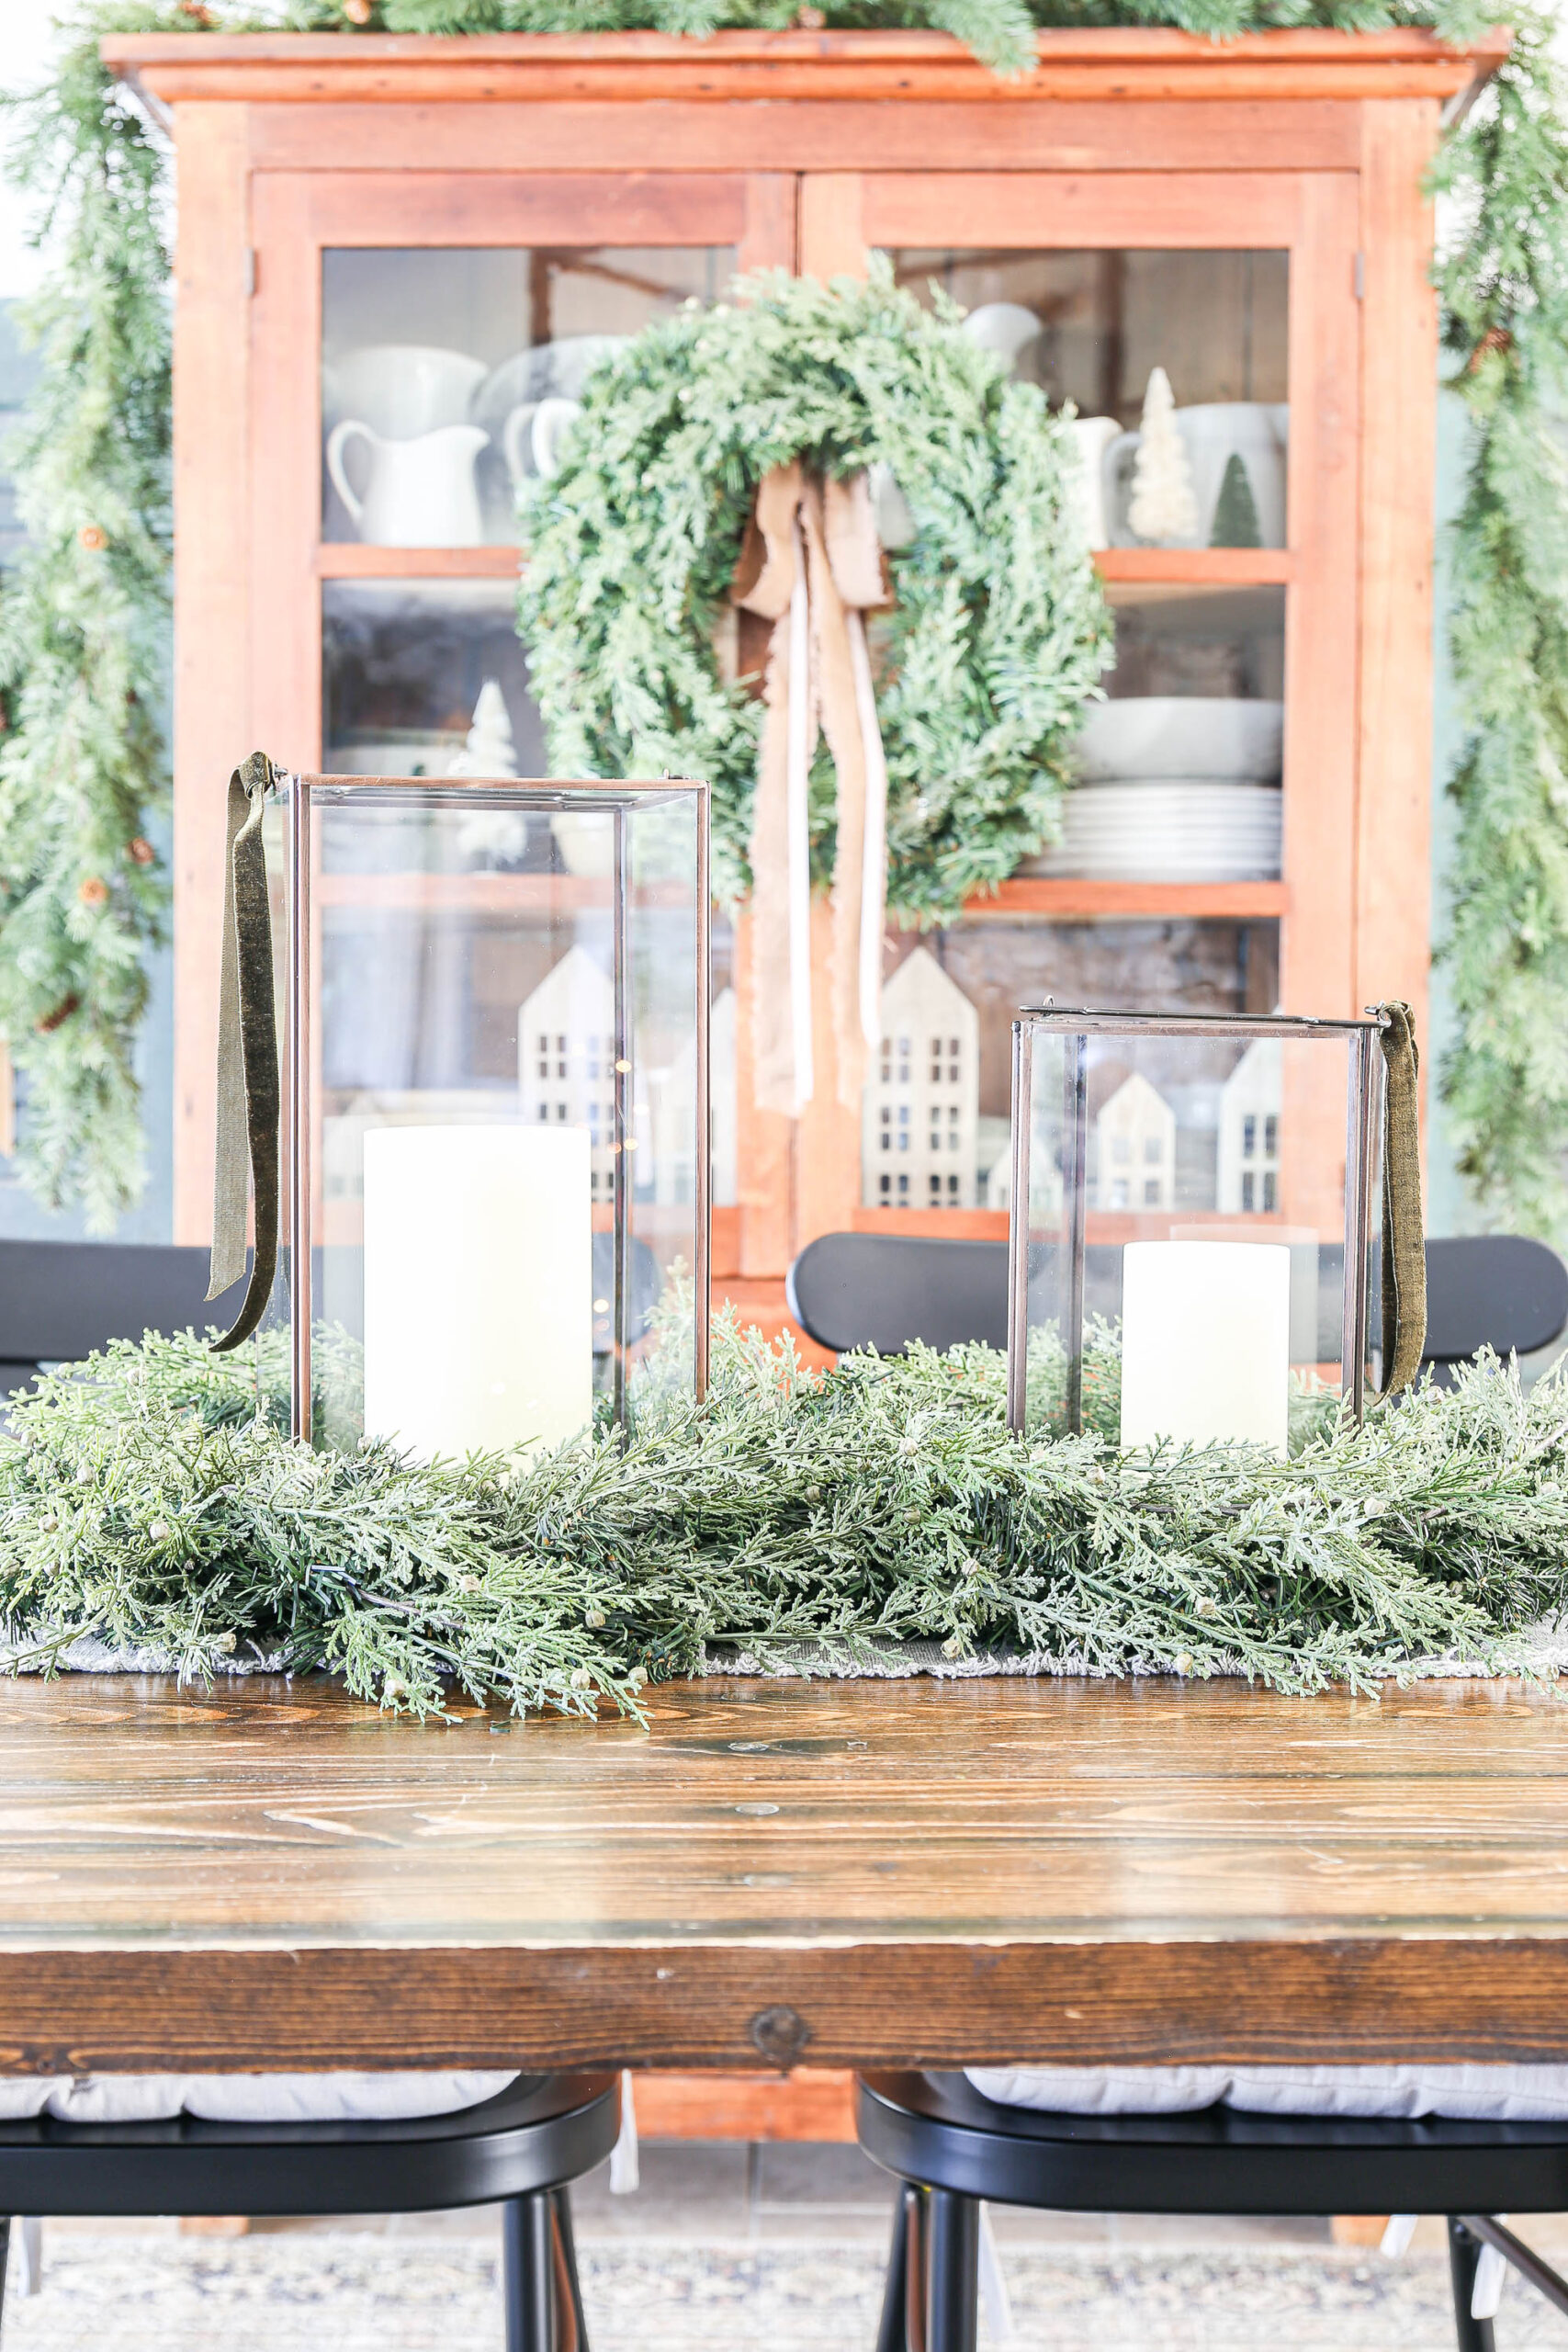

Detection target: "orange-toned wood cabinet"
[109, 27, 1503, 1350]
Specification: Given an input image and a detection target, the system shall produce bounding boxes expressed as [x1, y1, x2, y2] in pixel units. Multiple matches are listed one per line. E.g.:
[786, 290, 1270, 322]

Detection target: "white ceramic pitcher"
[326, 420, 489, 546]
[502, 396, 583, 487]
[1066, 416, 1122, 549]
[321, 345, 487, 440]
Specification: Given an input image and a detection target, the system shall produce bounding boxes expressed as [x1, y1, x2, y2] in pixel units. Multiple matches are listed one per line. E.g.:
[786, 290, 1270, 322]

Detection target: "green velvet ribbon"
[1373, 999, 1427, 1399]
[207, 752, 280, 1353]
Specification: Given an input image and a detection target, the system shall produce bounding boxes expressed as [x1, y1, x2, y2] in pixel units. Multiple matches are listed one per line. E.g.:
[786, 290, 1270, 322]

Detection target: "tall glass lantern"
[1007, 1009, 1389, 1452]
[274, 773, 710, 1453]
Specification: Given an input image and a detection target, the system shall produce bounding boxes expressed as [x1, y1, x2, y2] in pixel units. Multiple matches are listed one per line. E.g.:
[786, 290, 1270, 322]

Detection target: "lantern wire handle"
[1372, 1000, 1427, 1397]
[208, 750, 281, 1352]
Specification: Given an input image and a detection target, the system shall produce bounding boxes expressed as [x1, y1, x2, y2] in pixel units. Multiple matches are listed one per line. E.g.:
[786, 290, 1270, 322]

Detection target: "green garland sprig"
[2, 1315, 1566, 1716]
[0, 7, 184, 1228]
[6, 2, 1568, 1226]
[1432, 10, 1568, 1234]
[517, 266, 1112, 913]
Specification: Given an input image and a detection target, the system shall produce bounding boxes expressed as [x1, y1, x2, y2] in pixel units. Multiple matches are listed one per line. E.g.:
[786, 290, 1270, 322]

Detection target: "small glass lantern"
[1006, 1008, 1385, 1451]
[271, 773, 710, 1453]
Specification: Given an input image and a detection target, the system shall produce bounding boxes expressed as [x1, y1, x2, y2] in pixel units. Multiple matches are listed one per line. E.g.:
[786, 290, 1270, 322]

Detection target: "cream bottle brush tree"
[1128, 368, 1200, 546]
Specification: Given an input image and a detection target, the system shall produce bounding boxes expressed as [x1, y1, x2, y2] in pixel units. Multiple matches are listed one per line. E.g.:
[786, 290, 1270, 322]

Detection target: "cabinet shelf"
[1096, 548, 1294, 586]
[315, 543, 1294, 586]
[971, 879, 1288, 919]
[310, 871, 1286, 917]
[317, 545, 522, 578]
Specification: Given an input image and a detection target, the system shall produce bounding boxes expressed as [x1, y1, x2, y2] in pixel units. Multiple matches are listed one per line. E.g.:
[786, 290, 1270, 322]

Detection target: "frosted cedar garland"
[4, 0, 1567, 1224]
[1, 1310, 1565, 1715]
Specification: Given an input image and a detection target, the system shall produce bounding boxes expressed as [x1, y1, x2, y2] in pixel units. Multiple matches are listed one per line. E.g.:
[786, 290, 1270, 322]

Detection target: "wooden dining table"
[4, 1670, 1568, 2079]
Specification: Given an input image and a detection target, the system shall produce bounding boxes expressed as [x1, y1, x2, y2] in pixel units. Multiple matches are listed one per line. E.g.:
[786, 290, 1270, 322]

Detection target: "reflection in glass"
[859, 919, 1280, 1212]
[321, 245, 737, 543]
[884, 247, 1289, 549]
[323, 581, 545, 782]
[1103, 583, 1285, 703]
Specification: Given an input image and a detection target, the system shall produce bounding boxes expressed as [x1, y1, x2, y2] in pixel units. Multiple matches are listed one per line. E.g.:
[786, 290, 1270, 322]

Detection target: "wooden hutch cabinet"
[109, 26, 1504, 1351]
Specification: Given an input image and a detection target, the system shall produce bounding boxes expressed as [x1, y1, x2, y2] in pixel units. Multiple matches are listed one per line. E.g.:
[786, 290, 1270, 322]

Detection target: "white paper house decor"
[1217, 1037, 1283, 1215]
[267, 770, 710, 1453]
[1006, 1007, 1397, 1448]
[861, 946, 980, 1210]
[519, 944, 618, 1201]
[1092, 1070, 1176, 1213]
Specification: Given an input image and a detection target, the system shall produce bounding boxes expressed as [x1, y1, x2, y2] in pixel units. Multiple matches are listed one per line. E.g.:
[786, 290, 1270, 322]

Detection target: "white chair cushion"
[0, 2072, 520, 2123]
[966, 2064, 1568, 2121]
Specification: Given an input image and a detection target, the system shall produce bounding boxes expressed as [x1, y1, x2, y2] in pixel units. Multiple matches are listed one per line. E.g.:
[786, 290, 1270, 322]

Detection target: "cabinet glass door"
[321, 244, 735, 548]
[802, 171, 1358, 1238]
[242, 175, 782, 1263]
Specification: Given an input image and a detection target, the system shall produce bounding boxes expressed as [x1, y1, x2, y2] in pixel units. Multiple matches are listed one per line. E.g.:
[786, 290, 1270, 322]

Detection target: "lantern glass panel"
[1010, 1012, 1382, 1453]
[277, 775, 708, 1455]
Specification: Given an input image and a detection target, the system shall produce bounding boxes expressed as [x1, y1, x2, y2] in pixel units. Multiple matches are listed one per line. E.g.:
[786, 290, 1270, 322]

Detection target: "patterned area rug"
[6, 2232, 1567, 2349]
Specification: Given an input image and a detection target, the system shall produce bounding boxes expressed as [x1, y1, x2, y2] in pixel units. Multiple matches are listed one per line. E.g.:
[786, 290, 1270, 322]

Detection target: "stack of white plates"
[1040, 781, 1282, 881]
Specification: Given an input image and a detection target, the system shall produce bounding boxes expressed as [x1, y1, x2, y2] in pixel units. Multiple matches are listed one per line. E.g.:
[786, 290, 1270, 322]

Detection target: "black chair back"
[0, 1240, 216, 1393]
[1424, 1233, 1568, 1364]
[788, 1228, 1568, 1371]
[787, 1233, 1010, 1356]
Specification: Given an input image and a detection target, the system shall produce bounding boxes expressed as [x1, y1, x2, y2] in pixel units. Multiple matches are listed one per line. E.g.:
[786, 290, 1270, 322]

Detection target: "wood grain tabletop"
[2, 1672, 1567, 2075]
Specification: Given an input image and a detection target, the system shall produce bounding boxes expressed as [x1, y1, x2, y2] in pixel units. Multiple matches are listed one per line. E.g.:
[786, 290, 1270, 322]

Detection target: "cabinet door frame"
[172, 160, 794, 1240]
[789, 165, 1361, 1250]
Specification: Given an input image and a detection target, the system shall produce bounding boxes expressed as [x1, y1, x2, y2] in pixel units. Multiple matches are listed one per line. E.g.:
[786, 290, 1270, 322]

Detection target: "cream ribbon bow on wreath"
[732, 461, 892, 1115]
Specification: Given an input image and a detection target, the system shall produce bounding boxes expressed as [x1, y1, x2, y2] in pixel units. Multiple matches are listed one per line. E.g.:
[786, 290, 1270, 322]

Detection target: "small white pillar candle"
[1119, 1240, 1292, 1455]
[362, 1124, 592, 1461]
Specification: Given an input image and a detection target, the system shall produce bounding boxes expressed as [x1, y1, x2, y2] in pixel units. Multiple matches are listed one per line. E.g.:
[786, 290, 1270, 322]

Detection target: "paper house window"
[862, 947, 979, 1209]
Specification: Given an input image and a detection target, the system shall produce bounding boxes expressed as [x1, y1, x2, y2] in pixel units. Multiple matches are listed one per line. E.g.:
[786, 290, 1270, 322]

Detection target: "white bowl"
[1072, 696, 1283, 784]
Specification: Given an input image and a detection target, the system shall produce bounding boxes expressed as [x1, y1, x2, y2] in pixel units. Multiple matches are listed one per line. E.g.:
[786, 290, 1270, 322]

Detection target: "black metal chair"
[0, 2070, 617, 2348]
[0, 1247, 620, 2341]
[786, 1229, 1568, 1375]
[793, 1234, 1568, 2348]
[859, 2070, 1568, 2352]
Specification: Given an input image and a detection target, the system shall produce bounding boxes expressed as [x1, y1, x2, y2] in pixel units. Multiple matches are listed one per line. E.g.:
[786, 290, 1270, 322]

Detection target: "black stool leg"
[875, 2185, 914, 2352]
[504, 2191, 557, 2352]
[551, 2188, 589, 2352]
[1448, 2217, 1497, 2352]
[925, 2188, 979, 2352]
[0, 2214, 10, 2335]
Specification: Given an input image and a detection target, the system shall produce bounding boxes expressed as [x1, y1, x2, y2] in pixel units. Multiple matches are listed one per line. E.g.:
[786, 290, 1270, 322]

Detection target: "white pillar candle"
[362, 1124, 593, 1461]
[1119, 1239, 1292, 1455]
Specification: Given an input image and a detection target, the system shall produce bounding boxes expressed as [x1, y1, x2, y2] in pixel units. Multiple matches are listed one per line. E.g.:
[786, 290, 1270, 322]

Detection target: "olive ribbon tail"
[1373, 998, 1427, 1398]
[207, 751, 281, 1353]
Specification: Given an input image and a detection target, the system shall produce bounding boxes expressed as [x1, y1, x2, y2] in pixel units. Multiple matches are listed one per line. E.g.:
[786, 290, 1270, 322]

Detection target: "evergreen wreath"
[516, 267, 1112, 914]
[3, 1313, 1568, 1718]
[4, 4, 1568, 1226]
